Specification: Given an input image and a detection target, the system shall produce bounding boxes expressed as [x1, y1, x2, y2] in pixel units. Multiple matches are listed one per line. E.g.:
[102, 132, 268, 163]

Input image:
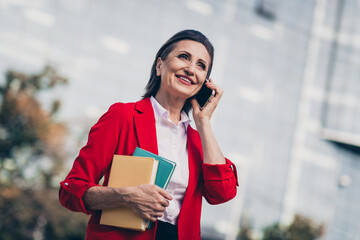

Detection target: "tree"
[286, 215, 325, 240]
[0, 66, 88, 239]
[263, 223, 287, 240]
[237, 216, 253, 240]
[263, 214, 325, 240]
[0, 65, 68, 188]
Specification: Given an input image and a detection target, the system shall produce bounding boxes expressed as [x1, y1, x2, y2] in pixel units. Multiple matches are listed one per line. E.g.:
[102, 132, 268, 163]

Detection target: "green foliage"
[286, 215, 325, 240]
[0, 66, 88, 239]
[237, 216, 253, 240]
[263, 223, 287, 240]
[263, 215, 325, 240]
[0, 184, 88, 240]
[236, 214, 325, 240]
[0, 65, 68, 187]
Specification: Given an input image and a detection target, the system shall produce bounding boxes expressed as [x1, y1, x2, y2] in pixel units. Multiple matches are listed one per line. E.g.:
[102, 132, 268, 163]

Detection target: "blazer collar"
[134, 98, 158, 155]
[134, 99, 202, 200]
[150, 96, 191, 130]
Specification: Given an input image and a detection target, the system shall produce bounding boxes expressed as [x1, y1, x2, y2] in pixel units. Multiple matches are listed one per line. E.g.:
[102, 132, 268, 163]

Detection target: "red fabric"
[59, 98, 238, 240]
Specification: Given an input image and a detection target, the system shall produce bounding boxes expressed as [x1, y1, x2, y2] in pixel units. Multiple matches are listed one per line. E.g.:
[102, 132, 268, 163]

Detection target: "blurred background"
[0, 0, 359, 239]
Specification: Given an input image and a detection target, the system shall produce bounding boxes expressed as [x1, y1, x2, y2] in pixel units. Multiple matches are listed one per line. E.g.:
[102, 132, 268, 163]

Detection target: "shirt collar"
[150, 96, 190, 128]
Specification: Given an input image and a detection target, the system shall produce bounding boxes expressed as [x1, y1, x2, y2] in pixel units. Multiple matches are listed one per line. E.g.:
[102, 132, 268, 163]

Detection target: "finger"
[154, 210, 164, 217]
[152, 185, 172, 200]
[205, 80, 218, 89]
[149, 216, 157, 222]
[209, 84, 223, 99]
[156, 187, 172, 200]
[160, 200, 169, 208]
[154, 203, 166, 211]
[143, 212, 154, 222]
[148, 211, 163, 221]
[206, 86, 217, 92]
[205, 81, 216, 90]
[205, 82, 220, 97]
[191, 98, 201, 113]
[215, 88, 223, 98]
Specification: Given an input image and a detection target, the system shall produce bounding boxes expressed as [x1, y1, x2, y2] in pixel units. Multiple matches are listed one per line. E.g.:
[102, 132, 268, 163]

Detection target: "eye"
[198, 62, 206, 70]
[178, 53, 190, 60]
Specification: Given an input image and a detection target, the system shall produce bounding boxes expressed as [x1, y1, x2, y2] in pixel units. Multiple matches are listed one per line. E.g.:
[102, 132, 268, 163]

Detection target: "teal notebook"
[132, 147, 176, 189]
[132, 147, 176, 229]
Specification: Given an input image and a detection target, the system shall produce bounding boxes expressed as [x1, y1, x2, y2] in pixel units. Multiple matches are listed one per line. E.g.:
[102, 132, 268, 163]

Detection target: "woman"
[59, 29, 238, 240]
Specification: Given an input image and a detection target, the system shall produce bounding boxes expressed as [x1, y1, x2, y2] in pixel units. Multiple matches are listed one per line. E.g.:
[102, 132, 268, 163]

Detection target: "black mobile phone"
[194, 79, 213, 110]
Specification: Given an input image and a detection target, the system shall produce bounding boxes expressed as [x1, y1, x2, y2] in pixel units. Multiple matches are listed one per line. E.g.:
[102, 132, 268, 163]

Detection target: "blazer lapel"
[134, 98, 158, 155]
[185, 126, 203, 196]
[134, 100, 202, 194]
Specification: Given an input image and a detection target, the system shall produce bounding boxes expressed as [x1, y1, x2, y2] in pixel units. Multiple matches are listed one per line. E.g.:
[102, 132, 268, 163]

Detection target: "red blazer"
[59, 98, 238, 240]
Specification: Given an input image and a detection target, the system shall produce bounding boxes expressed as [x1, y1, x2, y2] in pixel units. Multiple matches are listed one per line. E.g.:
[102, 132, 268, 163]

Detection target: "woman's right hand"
[83, 184, 172, 222]
[125, 184, 172, 222]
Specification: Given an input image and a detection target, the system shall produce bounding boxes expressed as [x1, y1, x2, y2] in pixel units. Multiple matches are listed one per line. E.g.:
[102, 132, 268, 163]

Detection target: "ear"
[156, 57, 162, 76]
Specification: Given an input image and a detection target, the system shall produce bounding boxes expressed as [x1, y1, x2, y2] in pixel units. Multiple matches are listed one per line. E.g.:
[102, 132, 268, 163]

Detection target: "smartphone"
[194, 79, 213, 110]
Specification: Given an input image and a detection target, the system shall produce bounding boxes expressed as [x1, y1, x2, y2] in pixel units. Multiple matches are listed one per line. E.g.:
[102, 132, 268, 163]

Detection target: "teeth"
[179, 76, 191, 84]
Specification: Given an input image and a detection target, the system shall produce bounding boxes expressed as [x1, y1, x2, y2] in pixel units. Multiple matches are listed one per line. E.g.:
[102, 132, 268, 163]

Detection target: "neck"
[154, 92, 185, 125]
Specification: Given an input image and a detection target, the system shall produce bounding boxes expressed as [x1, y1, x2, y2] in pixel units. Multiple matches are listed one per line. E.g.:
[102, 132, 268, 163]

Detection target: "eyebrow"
[178, 50, 208, 65]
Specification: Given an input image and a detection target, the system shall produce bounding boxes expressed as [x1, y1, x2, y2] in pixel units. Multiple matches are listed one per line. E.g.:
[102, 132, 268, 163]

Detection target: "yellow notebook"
[100, 155, 158, 231]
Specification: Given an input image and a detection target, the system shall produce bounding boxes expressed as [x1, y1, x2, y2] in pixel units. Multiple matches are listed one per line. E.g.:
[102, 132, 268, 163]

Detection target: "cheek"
[199, 73, 207, 83]
[167, 60, 182, 71]
[198, 78, 206, 88]
[192, 85, 202, 95]
[160, 66, 173, 83]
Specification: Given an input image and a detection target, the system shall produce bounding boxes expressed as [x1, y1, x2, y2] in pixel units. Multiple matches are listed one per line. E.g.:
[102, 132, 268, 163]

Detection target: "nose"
[184, 62, 196, 75]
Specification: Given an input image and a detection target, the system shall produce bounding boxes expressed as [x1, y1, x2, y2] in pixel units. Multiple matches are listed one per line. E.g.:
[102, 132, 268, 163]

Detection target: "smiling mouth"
[176, 75, 193, 85]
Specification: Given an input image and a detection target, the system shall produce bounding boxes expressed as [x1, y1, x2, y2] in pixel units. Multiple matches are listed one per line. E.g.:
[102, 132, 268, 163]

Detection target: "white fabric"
[150, 96, 190, 225]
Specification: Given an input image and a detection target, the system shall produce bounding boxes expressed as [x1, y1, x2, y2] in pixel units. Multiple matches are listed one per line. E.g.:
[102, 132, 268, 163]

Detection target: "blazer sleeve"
[202, 158, 239, 205]
[58, 103, 125, 214]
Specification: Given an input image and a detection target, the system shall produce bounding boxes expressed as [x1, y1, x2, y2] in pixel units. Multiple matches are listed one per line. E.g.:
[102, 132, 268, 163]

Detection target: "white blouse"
[150, 96, 190, 225]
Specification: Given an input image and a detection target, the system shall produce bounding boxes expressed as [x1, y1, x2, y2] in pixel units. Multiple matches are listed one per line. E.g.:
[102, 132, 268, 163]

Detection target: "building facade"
[0, 0, 359, 239]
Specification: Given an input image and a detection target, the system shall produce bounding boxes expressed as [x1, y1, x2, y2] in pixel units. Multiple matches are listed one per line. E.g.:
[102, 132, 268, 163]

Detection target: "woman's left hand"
[191, 78, 223, 124]
[191, 78, 226, 165]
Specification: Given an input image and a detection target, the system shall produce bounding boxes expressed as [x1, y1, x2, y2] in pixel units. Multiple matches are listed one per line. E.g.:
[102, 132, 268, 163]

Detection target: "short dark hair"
[142, 29, 214, 114]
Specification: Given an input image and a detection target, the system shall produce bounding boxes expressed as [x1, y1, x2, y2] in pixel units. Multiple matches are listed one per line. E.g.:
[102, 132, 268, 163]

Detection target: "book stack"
[100, 148, 176, 231]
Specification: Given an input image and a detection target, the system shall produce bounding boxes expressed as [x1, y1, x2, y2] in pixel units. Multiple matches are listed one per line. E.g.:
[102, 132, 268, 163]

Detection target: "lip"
[176, 74, 194, 85]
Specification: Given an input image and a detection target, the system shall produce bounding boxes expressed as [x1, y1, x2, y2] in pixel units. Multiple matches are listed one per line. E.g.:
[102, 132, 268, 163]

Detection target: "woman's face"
[156, 40, 211, 101]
